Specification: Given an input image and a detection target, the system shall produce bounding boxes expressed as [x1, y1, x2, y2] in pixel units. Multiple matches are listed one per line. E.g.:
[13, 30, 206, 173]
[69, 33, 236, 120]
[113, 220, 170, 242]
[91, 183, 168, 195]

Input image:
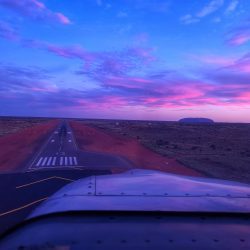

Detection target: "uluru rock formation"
[179, 118, 214, 124]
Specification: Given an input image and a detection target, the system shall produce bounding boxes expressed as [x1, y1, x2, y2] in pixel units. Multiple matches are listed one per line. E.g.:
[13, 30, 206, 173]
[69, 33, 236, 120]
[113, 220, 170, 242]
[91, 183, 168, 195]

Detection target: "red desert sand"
[70, 121, 203, 177]
[0, 120, 58, 172]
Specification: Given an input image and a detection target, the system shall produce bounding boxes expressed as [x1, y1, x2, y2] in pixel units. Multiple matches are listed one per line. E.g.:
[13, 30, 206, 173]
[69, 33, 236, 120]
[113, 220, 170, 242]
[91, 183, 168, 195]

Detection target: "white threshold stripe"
[69, 157, 72, 165]
[52, 157, 56, 166]
[60, 157, 63, 166]
[41, 157, 47, 166]
[73, 157, 78, 165]
[35, 156, 78, 168]
[36, 157, 43, 167]
[47, 157, 52, 166]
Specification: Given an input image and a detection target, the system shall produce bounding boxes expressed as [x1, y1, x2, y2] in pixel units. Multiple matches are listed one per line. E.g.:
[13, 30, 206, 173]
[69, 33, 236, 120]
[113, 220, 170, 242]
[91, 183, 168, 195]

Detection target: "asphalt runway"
[28, 121, 79, 169]
[28, 121, 133, 171]
[0, 120, 133, 235]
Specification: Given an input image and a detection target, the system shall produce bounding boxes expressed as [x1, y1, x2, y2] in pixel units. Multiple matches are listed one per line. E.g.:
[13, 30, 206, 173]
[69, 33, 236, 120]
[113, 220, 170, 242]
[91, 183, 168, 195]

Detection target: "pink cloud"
[6, 39, 247, 110]
[190, 52, 250, 80]
[228, 32, 250, 46]
[236, 92, 250, 101]
[98, 71, 250, 109]
[54, 12, 71, 25]
[2, 63, 250, 118]
[0, 0, 71, 25]
[190, 54, 236, 66]
[227, 19, 250, 46]
[45, 44, 94, 61]
[223, 53, 250, 74]
[230, 61, 250, 73]
[126, 47, 156, 63]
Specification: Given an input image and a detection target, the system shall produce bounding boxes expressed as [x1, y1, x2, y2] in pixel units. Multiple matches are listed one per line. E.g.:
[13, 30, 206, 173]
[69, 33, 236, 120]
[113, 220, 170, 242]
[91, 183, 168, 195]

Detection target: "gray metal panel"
[95, 169, 250, 197]
[51, 176, 95, 197]
[29, 169, 250, 218]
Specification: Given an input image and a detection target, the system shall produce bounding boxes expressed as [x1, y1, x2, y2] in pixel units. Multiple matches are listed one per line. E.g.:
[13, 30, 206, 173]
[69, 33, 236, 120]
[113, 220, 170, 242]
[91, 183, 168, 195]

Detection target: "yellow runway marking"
[16, 176, 74, 189]
[0, 197, 48, 217]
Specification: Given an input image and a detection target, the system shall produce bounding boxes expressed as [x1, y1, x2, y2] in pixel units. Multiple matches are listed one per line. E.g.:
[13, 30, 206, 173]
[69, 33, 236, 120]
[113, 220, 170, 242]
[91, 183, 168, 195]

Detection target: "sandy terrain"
[70, 121, 202, 177]
[0, 117, 50, 137]
[0, 119, 58, 172]
[76, 119, 250, 184]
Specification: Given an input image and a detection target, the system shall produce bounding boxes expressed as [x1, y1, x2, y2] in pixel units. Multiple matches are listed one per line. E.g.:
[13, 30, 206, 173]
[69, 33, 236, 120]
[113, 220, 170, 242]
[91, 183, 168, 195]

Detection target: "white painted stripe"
[69, 157, 72, 165]
[54, 131, 58, 134]
[67, 132, 71, 134]
[47, 157, 52, 166]
[73, 157, 78, 165]
[65, 157, 68, 165]
[51, 139, 55, 143]
[42, 157, 48, 166]
[68, 140, 72, 142]
[36, 157, 43, 167]
[52, 157, 56, 166]
[60, 157, 63, 166]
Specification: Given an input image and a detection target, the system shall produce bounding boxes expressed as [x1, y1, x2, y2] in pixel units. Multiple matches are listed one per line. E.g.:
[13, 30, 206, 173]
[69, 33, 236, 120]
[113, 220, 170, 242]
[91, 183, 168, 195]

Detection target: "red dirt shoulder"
[0, 120, 59, 172]
[70, 121, 203, 177]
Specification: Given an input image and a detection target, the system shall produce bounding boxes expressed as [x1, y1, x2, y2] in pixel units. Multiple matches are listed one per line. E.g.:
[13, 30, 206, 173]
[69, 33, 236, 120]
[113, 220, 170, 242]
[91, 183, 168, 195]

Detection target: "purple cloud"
[0, 20, 249, 114]
[0, 21, 19, 41]
[0, 64, 56, 93]
[1, 62, 250, 119]
[180, 0, 224, 25]
[197, 0, 224, 18]
[21, 38, 156, 74]
[227, 19, 250, 46]
[227, 32, 250, 46]
[225, 0, 239, 14]
[0, 0, 71, 25]
[0, 21, 156, 80]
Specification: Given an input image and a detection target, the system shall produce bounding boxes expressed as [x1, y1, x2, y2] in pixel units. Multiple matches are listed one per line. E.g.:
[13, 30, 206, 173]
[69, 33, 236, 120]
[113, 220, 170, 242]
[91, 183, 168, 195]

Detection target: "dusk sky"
[0, 0, 250, 122]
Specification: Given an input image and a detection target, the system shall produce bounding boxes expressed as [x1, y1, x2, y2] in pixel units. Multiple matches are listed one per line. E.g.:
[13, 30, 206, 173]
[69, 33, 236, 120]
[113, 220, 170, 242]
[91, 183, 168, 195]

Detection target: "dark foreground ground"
[0, 169, 110, 235]
[78, 119, 250, 184]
